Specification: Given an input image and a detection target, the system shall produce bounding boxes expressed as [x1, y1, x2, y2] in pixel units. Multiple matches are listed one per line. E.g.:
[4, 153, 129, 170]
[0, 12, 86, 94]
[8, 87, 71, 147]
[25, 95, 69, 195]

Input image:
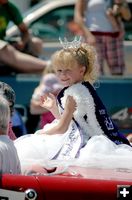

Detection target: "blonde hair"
[0, 95, 10, 134]
[51, 43, 99, 84]
[42, 64, 55, 76]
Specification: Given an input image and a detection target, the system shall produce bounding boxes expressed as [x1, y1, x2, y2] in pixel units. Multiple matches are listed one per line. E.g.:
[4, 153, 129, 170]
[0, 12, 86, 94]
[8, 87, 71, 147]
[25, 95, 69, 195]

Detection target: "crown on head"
[59, 36, 82, 50]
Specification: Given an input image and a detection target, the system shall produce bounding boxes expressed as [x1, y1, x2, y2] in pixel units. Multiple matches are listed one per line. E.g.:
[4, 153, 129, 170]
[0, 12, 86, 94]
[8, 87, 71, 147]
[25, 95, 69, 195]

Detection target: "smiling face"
[55, 64, 85, 87]
[51, 43, 98, 86]
[52, 49, 86, 87]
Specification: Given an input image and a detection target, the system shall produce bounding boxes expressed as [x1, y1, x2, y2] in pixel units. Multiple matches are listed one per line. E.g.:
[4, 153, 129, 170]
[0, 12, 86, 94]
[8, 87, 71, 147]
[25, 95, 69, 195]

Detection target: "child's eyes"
[56, 69, 71, 74]
[57, 69, 62, 73]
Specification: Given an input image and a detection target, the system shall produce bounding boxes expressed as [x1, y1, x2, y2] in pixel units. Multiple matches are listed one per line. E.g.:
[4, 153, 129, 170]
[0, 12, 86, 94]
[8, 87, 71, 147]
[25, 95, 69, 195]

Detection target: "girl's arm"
[36, 96, 76, 135]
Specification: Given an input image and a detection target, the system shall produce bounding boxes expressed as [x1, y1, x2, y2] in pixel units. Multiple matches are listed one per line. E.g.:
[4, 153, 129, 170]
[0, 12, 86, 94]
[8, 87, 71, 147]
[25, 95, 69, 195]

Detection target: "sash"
[52, 94, 84, 160]
[53, 120, 83, 160]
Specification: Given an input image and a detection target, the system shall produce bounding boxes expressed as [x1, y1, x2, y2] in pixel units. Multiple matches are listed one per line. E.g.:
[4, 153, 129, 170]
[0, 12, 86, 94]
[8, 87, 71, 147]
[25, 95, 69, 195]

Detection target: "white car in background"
[6, 0, 132, 75]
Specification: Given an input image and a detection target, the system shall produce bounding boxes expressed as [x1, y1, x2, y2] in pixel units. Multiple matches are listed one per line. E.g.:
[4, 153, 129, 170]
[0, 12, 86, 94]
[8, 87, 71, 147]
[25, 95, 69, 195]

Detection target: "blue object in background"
[11, 109, 27, 138]
[1, 75, 132, 134]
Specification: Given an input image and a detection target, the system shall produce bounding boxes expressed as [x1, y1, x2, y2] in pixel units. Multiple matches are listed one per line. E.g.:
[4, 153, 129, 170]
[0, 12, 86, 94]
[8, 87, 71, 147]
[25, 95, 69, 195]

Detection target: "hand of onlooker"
[13, 40, 25, 51]
[113, 4, 121, 16]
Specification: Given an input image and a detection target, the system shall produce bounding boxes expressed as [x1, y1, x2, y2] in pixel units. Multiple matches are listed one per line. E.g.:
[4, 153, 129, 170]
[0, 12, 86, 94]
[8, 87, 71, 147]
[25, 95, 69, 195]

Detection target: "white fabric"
[77, 135, 132, 169]
[61, 83, 104, 139]
[85, 0, 115, 32]
[14, 83, 132, 172]
[15, 134, 132, 172]
[0, 135, 21, 174]
[46, 135, 132, 170]
[14, 119, 82, 169]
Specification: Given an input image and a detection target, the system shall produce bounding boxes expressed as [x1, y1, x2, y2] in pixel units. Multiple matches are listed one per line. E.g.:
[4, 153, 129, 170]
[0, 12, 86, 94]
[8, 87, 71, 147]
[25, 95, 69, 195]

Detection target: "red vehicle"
[0, 166, 132, 200]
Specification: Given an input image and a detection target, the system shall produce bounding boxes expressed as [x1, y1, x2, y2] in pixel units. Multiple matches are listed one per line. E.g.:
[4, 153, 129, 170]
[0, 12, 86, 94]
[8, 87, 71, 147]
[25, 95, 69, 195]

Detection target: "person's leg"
[106, 36, 125, 75]
[116, 35, 125, 74]
[0, 44, 48, 73]
[93, 35, 105, 75]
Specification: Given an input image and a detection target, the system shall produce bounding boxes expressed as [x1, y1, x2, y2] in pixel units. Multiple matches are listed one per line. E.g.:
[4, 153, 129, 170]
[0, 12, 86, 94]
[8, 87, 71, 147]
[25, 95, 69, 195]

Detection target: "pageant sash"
[53, 120, 83, 160]
[53, 90, 84, 160]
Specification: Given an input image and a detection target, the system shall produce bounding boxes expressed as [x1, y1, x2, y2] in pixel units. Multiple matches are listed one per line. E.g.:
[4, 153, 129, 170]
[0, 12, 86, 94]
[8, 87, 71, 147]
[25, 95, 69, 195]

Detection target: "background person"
[0, 95, 21, 174]
[0, 40, 50, 74]
[0, 0, 43, 57]
[74, 0, 131, 75]
[106, 0, 131, 38]
[0, 81, 27, 140]
[30, 70, 63, 130]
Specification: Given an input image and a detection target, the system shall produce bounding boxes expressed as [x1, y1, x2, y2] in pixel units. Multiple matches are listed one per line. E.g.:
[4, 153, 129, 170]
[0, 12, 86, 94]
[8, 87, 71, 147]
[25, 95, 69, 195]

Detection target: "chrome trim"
[25, 189, 37, 200]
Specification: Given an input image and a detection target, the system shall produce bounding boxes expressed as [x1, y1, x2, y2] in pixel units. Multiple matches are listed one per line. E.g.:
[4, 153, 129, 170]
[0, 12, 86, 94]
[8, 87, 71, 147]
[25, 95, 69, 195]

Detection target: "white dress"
[14, 83, 132, 171]
[14, 118, 83, 168]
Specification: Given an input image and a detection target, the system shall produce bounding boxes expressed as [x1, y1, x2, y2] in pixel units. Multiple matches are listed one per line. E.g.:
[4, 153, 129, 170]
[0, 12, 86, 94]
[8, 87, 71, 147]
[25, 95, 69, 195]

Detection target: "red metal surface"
[0, 167, 132, 200]
[0, 174, 43, 200]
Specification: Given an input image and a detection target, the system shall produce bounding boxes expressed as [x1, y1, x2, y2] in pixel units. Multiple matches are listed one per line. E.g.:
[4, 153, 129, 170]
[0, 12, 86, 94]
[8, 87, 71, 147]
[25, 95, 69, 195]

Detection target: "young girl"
[14, 39, 132, 172]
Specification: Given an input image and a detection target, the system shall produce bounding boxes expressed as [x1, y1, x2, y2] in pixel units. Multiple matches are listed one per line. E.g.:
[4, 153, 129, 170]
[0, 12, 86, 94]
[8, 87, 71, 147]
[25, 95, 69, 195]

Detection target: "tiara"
[59, 36, 82, 50]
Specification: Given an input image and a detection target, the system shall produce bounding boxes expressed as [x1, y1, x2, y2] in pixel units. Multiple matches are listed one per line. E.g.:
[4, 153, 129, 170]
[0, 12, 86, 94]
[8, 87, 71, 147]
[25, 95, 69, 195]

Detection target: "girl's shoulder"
[57, 86, 68, 97]
[62, 82, 91, 101]
[65, 82, 88, 93]
[57, 82, 93, 102]
[59, 82, 92, 95]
